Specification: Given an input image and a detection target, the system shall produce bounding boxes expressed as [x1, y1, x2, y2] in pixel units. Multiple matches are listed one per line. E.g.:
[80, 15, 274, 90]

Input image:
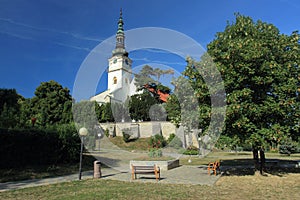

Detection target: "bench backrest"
[132, 164, 159, 171]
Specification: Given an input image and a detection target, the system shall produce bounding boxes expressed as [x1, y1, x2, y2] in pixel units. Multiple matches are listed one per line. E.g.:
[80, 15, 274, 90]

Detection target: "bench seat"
[131, 164, 160, 181]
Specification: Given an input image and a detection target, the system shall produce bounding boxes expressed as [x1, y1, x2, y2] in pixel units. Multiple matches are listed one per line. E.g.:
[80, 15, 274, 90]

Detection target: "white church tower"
[91, 9, 136, 104]
[107, 9, 132, 102]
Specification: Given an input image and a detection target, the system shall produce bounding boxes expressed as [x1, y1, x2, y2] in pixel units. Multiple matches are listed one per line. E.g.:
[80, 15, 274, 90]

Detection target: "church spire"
[117, 8, 124, 34]
[112, 8, 127, 56]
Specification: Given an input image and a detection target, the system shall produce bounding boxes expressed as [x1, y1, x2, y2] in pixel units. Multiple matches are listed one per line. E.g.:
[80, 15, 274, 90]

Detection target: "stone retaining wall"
[100, 121, 176, 140]
[130, 159, 180, 171]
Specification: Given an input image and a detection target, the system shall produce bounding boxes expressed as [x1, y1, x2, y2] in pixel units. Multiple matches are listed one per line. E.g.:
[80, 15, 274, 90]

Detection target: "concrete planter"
[130, 159, 179, 171]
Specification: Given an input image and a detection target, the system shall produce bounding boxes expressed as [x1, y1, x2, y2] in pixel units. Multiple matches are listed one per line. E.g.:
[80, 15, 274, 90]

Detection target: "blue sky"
[0, 0, 299, 100]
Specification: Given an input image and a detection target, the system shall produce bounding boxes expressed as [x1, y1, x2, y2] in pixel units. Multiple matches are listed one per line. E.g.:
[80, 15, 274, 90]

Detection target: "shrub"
[242, 143, 253, 151]
[235, 146, 243, 152]
[279, 144, 297, 155]
[0, 124, 80, 168]
[215, 135, 234, 150]
[182, 146, 199, 155]
[104, 129, 109, 137]
[55, 123, 80, 162]
[167, 133, 176, 143]
[149, 134, 166, 148]
[123, 132, 131, 143]
[279, 139, 300, 155]
[148, 148, 163, 157]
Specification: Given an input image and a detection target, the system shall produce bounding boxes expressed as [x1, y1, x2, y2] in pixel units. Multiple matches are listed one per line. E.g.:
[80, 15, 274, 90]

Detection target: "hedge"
[0, 124, 80, 168]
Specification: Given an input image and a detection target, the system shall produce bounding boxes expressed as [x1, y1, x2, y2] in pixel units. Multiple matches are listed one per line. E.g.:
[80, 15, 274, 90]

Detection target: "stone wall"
[99, 121, 201, 147]
[100, 121, 176, 140]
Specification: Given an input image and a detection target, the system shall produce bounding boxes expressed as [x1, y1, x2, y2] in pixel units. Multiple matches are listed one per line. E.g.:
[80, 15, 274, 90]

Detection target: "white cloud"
[0, 30, 36, 41]
[131, 57, 186, 66]
[0, 17, 103, 42]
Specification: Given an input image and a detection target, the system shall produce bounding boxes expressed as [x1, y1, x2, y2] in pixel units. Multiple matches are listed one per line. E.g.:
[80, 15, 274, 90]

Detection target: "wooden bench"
[207, 160, 220, 176]
[131, 164, 160, 181]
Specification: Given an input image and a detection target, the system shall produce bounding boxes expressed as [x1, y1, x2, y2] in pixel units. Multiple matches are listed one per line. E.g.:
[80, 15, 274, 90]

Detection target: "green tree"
[18, 98, 32, 127]
[128, 91, 158, 121]
[134, 65, 156, 88]
[100, 103, 114, 122]
[0, 88, 23, 128]
[134, 65, 174, 89]
[186, 14, 300, 152]
[31, 80, 73, 126]
[72, 100, 99, 129]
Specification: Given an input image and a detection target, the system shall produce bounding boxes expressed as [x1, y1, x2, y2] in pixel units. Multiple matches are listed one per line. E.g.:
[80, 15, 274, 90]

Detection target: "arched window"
[113, 77, 117, 84]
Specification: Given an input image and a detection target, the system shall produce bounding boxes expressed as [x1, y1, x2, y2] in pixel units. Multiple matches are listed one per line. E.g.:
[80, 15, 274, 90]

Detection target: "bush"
[241, 143, 253, 151]
[149, 134, 166, 148]
[55, 123, 81, 162]
[0, 124, 80, 168]
[167, 133, 182, 149]
[148, 148, 163, 157]
[182, 146, 199, 155]
[104, 129, 109, 137]
[123, 132, 131, 143]
[235, 146, 243, 152]
[279, 144, 297, 155]
[215, 135, 234, 150]
[122, 128, 132, 143]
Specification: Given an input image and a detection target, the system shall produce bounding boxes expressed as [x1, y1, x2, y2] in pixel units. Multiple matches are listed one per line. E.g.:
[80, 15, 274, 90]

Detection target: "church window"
[113, 77, 117, 84]
[125, 78, 128, 84]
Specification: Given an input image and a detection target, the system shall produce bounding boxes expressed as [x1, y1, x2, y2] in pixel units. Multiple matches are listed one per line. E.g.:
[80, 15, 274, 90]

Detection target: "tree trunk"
[259, 147, 265, 175]
[252, 147, 259, 171]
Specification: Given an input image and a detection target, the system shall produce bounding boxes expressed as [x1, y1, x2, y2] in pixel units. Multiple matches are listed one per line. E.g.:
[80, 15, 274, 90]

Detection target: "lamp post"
[97, 133, 102, 151]
[198, 137, 202, 157]
[79, 127, 88, 180]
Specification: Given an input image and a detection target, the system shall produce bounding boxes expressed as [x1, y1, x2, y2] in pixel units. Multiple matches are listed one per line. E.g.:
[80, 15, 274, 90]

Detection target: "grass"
[1, 173, 300, 199]
[1, 143, 300, 199]
[2, 147, 299, 183]
[109, 136, 151, 151]
[179, 151, 300, 166]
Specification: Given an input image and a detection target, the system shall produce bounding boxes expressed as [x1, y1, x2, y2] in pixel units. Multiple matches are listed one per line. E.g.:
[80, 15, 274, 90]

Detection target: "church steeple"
[117, 9, 124, 35]
[112, 8, 127, 56]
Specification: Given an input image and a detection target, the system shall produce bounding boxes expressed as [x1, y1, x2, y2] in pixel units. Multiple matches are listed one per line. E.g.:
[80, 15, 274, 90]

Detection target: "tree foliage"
[31, 80, 73, 126]
[128, 91, 159, 121]
[134, 65, 174, 90]
[0, 88, 23, 128]
[198, 14, 300, 148]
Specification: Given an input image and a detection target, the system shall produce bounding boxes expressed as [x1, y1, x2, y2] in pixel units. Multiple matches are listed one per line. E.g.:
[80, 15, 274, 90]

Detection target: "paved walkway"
[0, 165, 221, 192]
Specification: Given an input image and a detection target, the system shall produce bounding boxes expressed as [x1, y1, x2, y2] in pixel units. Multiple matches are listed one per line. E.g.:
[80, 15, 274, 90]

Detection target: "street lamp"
[79, 127, 88, 180]
[97, 133, 102, 151]
[198, 137, 202, 157]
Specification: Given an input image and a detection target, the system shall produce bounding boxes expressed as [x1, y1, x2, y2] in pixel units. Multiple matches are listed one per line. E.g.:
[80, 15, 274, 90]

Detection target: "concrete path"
[0, 165, 221, 192]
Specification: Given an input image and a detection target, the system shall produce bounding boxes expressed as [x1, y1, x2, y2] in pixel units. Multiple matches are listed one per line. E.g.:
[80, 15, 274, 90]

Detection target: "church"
[90, 10, 139, 104]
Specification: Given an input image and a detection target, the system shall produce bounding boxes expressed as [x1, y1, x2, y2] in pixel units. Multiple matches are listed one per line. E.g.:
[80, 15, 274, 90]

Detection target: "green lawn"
[1, 148, 300, 199]
[1, 173, 300, 200]
[1, 149, 299, 183]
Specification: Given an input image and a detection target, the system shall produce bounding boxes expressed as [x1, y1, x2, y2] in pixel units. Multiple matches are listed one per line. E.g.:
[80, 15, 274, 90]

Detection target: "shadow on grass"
[0, 155, 97, 183]
[220, 158, 300, 176]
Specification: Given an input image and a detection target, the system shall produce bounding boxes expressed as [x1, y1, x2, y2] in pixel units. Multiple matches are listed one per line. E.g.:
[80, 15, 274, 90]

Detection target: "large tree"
[31, 80, 73, 126]
[184, 14, 300, 150]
